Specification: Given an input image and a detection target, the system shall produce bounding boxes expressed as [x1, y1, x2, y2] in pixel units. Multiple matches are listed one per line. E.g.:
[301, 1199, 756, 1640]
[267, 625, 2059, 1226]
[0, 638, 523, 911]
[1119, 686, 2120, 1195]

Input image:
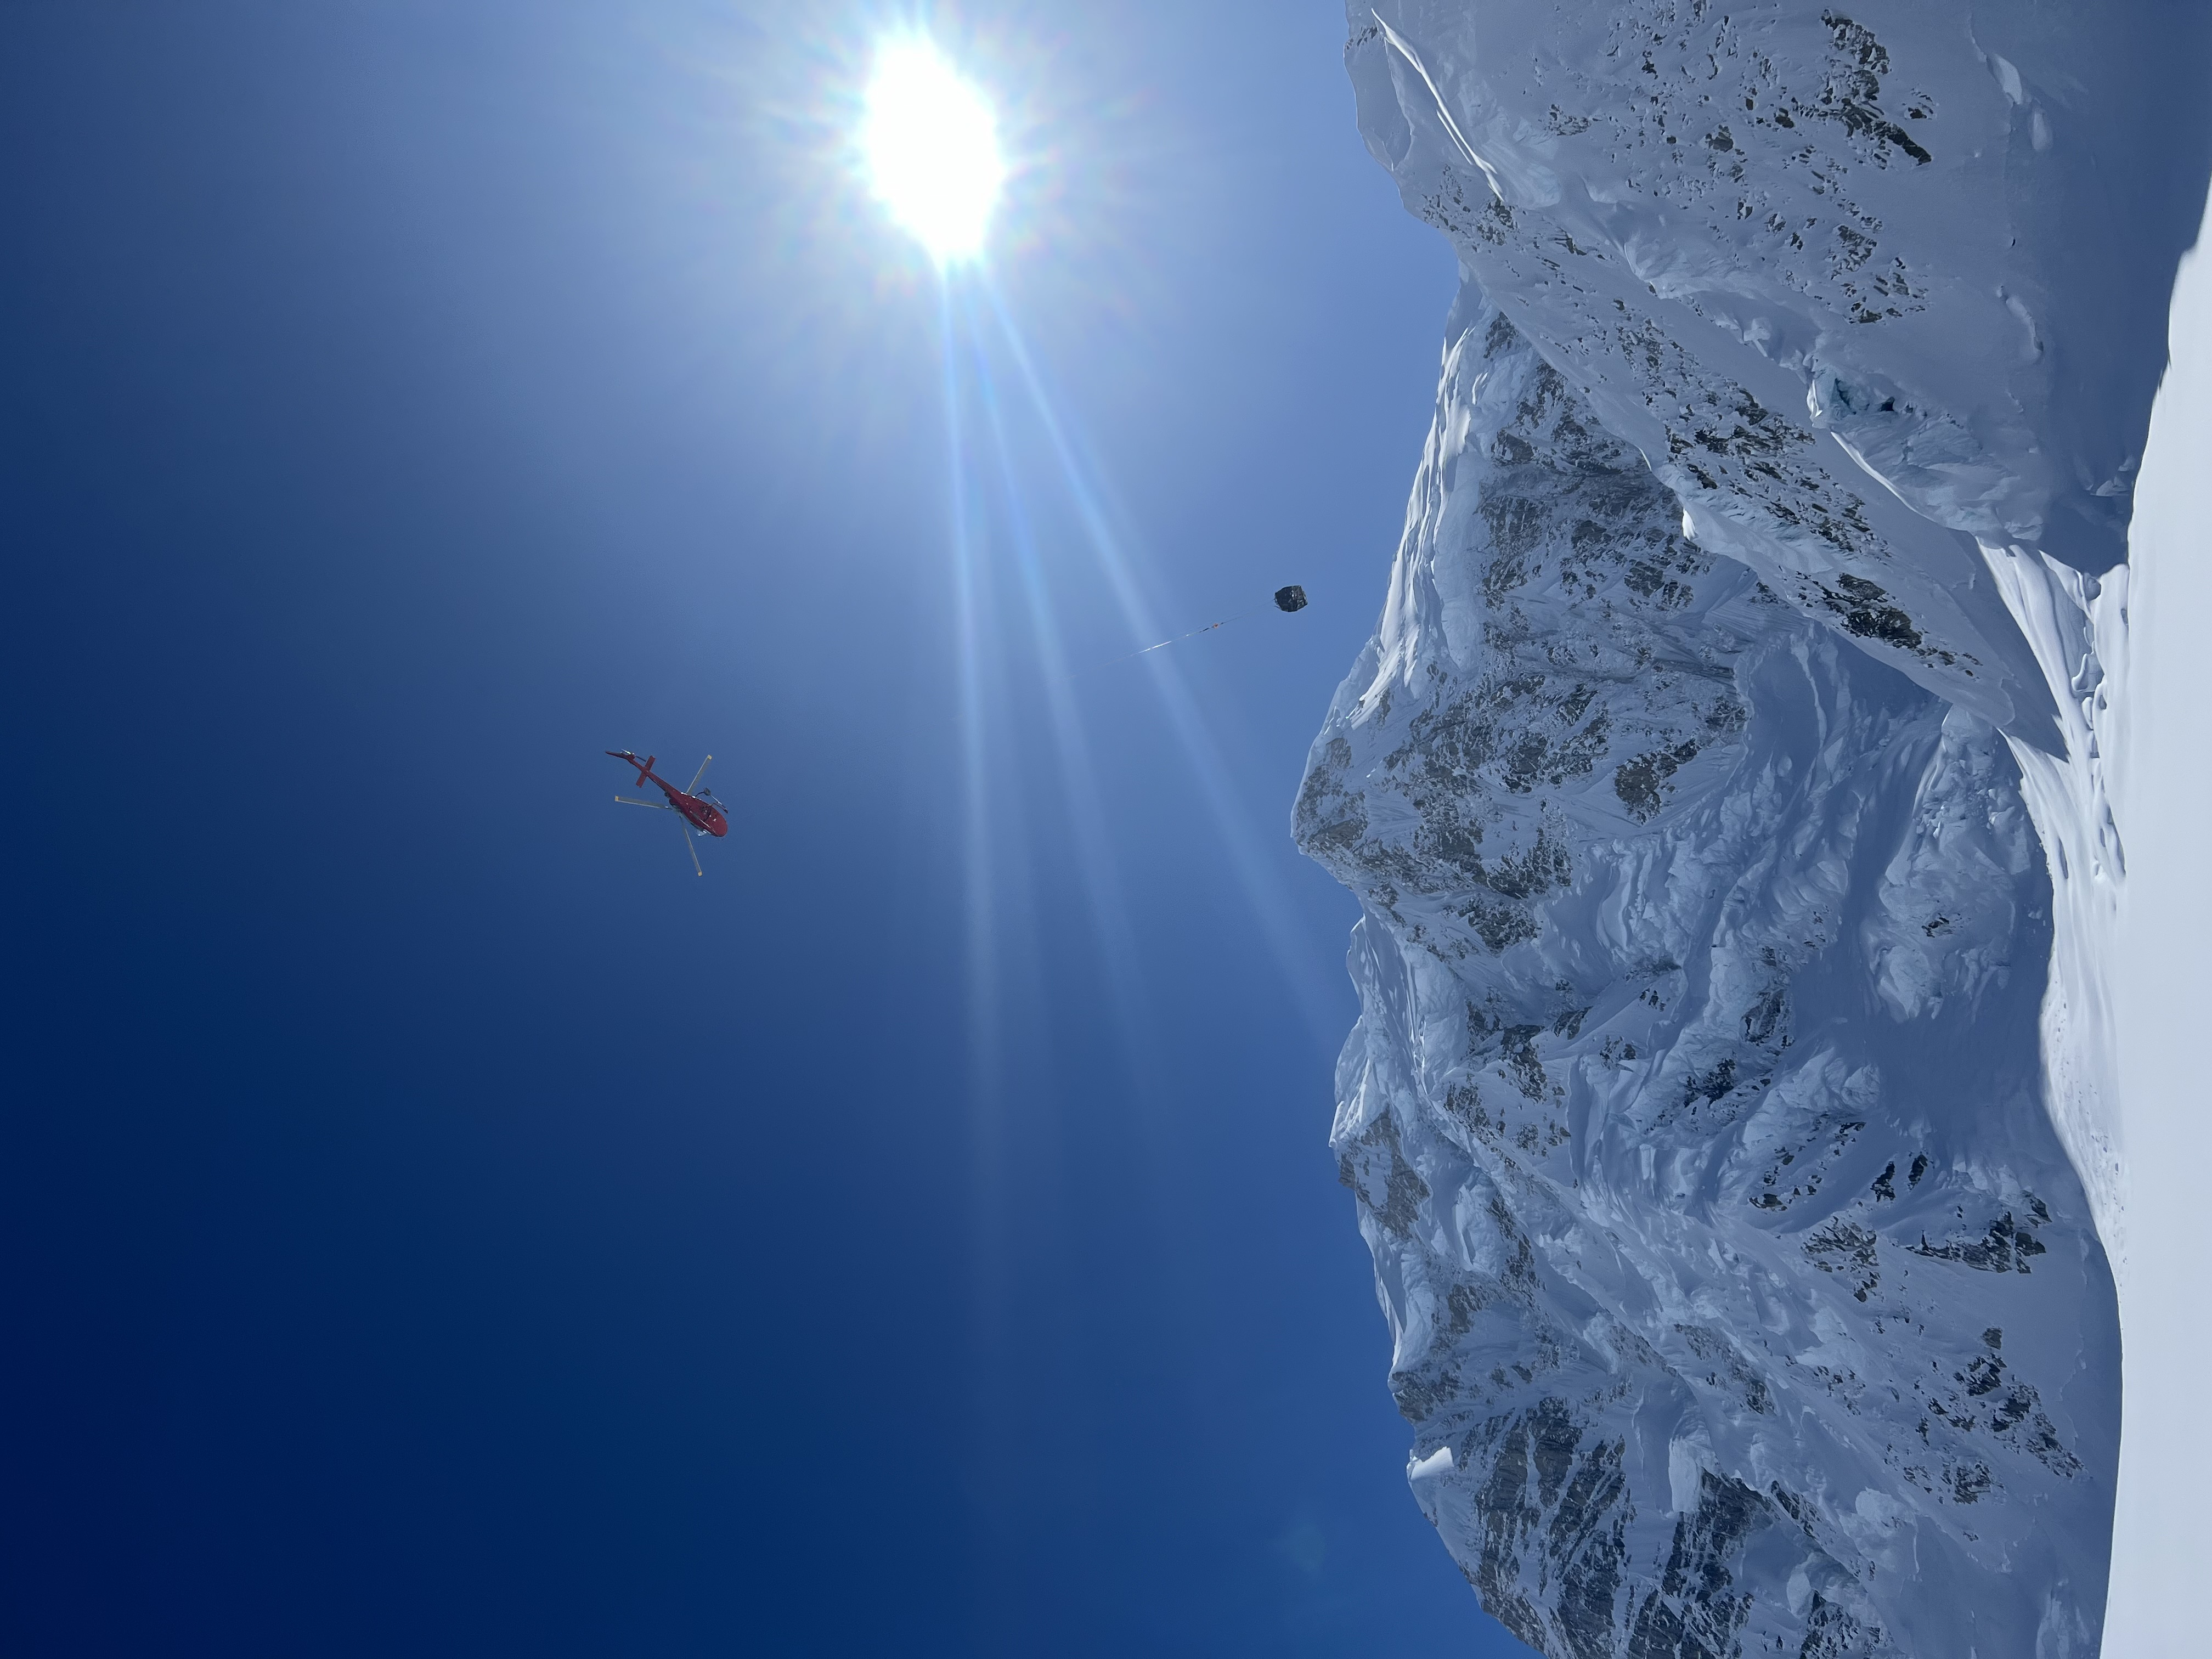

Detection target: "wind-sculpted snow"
[1297, 296, 2118, 1657]
[1344, 1, 2204, 733]
[1291, 6, 2198, 1648]
[1323, 1, 2212, 1282]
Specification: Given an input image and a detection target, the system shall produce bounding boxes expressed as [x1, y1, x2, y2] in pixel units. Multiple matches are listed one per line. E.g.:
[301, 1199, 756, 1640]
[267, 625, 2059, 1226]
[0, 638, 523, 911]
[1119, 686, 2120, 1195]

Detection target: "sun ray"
[962, 290, 1154, 1066]
[938, 282, 1002, 1101]
[979, 279, 1346, 1046]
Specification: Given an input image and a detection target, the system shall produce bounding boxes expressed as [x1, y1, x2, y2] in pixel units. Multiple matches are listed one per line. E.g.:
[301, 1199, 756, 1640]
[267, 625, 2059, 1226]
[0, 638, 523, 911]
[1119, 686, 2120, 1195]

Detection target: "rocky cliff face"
[1291, 9, 2212, 1654]
[1333, 0, 2212, 1257]
[1293, 7, 2170, 1646]
[1298, 285, 2116, 1659]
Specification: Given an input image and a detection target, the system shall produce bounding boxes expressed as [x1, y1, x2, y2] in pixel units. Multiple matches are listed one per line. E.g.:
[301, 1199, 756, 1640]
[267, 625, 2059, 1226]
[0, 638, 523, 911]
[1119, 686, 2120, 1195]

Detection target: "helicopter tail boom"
[606, 750, 658, 790]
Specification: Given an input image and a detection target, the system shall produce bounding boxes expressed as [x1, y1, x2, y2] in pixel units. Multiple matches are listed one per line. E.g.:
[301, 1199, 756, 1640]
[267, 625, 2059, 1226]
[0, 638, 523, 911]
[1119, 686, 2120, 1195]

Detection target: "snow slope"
[1297, 4, 2212, 1652]
[1299, 285, 2115, 1659]
[2102, 186, 2212, 1659]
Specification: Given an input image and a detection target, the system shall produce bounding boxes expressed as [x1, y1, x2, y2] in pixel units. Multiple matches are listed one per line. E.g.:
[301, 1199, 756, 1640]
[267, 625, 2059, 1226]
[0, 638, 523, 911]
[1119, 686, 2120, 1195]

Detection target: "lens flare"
[863, 40, 1005, 264]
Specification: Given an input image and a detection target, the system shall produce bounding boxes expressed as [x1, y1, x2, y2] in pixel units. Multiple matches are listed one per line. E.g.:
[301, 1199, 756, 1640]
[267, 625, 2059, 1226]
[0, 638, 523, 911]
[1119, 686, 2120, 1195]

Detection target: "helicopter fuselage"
[607, 752, 727, 837]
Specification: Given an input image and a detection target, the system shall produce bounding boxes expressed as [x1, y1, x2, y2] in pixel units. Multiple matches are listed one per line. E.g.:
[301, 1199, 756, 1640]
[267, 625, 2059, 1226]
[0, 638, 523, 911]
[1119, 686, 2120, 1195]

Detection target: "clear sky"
[0, 3, 1537, 1654]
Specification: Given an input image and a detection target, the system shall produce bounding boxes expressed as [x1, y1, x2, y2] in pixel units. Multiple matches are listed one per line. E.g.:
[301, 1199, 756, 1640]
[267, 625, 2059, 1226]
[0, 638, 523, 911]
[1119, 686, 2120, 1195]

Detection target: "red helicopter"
[607, 750, 727, 876]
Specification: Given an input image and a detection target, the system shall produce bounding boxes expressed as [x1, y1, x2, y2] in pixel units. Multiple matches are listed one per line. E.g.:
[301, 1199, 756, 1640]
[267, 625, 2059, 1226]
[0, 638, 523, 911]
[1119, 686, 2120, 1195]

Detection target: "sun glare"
[862, 40, 1005, 266]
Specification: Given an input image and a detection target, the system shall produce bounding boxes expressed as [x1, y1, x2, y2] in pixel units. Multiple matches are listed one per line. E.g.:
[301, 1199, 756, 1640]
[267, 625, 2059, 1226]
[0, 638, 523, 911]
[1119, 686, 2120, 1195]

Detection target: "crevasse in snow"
[1294, 3, 2210, 1651]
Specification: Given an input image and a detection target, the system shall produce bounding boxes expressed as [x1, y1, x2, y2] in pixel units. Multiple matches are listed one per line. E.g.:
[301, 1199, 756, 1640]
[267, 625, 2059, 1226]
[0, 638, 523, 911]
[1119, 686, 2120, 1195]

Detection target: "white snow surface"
[1299, 286, 2114, 1659]
[1297, 4, 2212, 1654]
[2102, 189, 2212, 1659]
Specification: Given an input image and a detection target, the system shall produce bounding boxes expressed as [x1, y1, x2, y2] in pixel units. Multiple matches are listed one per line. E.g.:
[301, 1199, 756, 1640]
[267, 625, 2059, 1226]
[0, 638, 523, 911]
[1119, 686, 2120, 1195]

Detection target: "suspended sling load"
[1109, 583, 1311, 666]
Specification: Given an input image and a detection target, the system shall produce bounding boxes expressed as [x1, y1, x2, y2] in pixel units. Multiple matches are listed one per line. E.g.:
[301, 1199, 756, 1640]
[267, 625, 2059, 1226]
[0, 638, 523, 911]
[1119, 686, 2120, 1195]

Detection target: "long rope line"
[1101, 606, 1263, 668]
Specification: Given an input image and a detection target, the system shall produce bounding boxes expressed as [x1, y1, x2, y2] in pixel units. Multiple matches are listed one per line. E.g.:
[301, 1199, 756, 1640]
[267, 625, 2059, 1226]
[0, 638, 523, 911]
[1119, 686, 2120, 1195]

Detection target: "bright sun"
[862, 40, 1005, 266]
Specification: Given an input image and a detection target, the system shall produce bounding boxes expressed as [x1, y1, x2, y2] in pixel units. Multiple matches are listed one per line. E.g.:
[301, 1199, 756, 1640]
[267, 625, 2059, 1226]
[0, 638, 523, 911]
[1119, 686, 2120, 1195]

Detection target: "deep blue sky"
[0, 4, 1533, 1654]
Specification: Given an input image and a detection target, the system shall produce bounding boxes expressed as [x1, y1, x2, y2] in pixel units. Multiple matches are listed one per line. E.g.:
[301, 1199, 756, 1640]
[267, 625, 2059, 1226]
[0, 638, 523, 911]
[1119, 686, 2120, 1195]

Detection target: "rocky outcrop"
[1293, 5, 2192, 1647]
[1296, 291, 2117, 1655]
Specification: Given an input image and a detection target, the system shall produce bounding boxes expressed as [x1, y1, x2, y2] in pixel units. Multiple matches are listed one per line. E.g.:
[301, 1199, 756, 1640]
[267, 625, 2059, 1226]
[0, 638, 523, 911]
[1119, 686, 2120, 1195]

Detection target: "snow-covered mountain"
[1296, 5, 2211, 1652]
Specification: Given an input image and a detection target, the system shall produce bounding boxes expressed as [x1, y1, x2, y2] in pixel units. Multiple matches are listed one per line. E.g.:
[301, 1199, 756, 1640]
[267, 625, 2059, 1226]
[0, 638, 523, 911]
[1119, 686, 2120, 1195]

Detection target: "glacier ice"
[1293, 3, 2211, 1652]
